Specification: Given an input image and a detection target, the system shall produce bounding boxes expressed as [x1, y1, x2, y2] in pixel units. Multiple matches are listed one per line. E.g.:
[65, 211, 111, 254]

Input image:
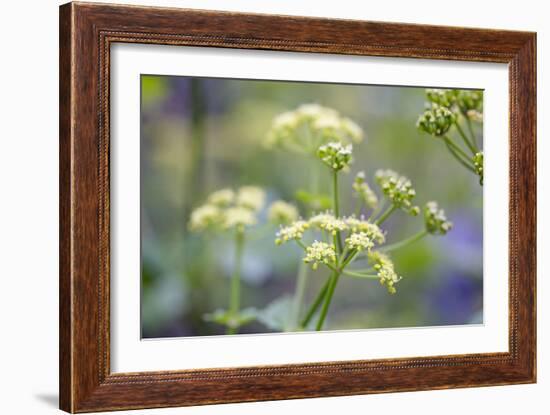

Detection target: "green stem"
[375, 205, 397, 225]
[346, 267, 375, 273]
[288, 262, 308, 331]
[315, 271, 341, 331]
[454, 122, 478, 155]
[315, 251, 357, 331]
[227, 230, 245, 335]
[332, 170, 343, 254]
[465, 117, 479, 148]
[445, 143, 476, 172]
[342, 270, 379, 279]
[300, 278, 330, 329]
[443, 137, 476, 173]
[367, 201, 385, 222]
[443, 135, 473, 161]
[381, 230, 428, 252]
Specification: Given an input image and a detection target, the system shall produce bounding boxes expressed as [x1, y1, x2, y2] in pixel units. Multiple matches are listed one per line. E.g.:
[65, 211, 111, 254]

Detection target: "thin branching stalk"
[342, 270, 379, 279]
[454, 122, 478, 155]
[465, 117, 478, 148]
[300, 278, 330, 329]
[375, 205, 397, 225]
[288, 262, 308, 330]
[443, 138, 476, 173]
[380, 230, 428, 252]
[227, 230, 245, 334]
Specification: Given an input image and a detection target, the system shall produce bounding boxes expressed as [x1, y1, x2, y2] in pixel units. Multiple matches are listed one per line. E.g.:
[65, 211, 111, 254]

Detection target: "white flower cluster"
[368, 251, 402, 294]
[189, 186, 266, 233]
[375, 169, 420, 215]
[275, 220, 310, 245]
[268, 200, 299, 225]
[303, 241, 337, 270]
[352, 171, 378, 209]
[416, 103, 456, 136]
[317, 142, 353, 171]
[473, 151, 484, 185]
[189, 204, 223, 232]
[265, 104, 363, 154]
[236, 186, 266, 212]
[309, 212, 348, 235]
[345, 232, 375, 252]
[344, 216, 385, 244]
[424, 201, 453, 235]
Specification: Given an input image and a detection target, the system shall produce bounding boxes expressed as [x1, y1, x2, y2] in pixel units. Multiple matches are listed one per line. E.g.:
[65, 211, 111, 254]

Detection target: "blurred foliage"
[140, 75, 483, 338]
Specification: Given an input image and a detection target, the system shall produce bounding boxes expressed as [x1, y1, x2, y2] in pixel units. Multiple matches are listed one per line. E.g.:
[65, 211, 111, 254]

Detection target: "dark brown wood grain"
[59, 2, 536, 412]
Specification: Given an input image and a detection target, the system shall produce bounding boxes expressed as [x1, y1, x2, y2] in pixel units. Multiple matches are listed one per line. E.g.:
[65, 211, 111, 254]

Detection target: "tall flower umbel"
[271, 138, 453, 332]
[189, 186, 266, 334]
[417, 88, 484, 185]
[317, 142, 353, 171]
[265, 103, 363, 155]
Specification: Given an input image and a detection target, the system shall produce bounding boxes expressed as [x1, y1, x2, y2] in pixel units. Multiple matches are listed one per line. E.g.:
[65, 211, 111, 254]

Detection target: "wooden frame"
[59, 2, 536, 412]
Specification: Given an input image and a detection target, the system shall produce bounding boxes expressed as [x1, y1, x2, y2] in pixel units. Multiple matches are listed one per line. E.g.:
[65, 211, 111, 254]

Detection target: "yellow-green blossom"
[303, 241, 337, 270]
[189, 204, 224, 232]
[467, 110, 483, 122]
[425, 88, 458, 108]
[416, 103, 456, 136]
[275, 220, 310, 245]
[265, 104, 363, 154]
[368, 251, 402, 294]
[344, 216, 385, 244]
[352, 171, 378, 209]
[268, 200, 299, 225]
[236, 186, 266, 212]
[456, 90, 483, 114]
[223, 206, 257, 231]
[345, 232, 375, 252]
[317, 142, 353, 171]
[424, 201, 453, 235]
[473, 151, 484, 185]
[309, 211, 348, 235]
[375, 169, 419, 215]
[207, 188, 235, 207]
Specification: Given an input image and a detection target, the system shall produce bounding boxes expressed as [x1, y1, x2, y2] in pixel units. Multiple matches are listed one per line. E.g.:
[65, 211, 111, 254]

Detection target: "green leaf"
[203, 308, 258, 329]
[252, 295, 294, 331]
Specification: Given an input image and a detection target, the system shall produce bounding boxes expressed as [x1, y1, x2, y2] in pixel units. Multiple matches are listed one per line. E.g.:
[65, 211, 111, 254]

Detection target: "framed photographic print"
[59, 2, 536, 412]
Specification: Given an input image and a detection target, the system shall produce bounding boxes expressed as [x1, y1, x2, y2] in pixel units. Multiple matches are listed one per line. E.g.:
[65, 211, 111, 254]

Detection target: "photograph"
[140, 76, 484, 338]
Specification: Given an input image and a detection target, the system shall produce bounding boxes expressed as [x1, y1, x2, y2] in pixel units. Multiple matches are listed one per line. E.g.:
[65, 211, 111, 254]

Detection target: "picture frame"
[59, 2, 536, 412]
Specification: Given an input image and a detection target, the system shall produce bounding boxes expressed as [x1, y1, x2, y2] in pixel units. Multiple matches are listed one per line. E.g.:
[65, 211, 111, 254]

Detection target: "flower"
[317, 142, 353, 171]
[456, 90, 483, 114]
[352, 171, 378, 209]
[424, 201, 453, 235]
[467, 110, 483, 122]
[344, 216, 385, 244]
[189, 204, 224, 232]
[223, 207, 257, 231]
[268, 200, 299, 225]
[207, 188, 235, 207]
[425, 89, 458, 107]
[236, 186, 266, 212]
[473, 151, 484, 185]
[190, 186, 266, 234]
[368, 251, 402, 294]
[416, 103, 456, 136]
[275, 220, 310, 245]
[345, 232, 375, 252]
[309, 211, 348, 235]
[374, 169, 419, 215]
[265, 104, 363, 154]
[303, 241, 337, 270]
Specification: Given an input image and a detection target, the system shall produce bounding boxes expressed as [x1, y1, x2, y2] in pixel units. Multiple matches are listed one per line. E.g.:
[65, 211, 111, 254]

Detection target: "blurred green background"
[140, 75, 483, 338]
